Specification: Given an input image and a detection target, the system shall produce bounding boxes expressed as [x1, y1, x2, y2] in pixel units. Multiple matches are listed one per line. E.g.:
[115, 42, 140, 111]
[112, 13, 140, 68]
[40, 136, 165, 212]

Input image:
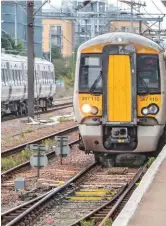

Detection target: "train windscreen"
[79, 54, 102, 93]
[137, 54, 160, 94]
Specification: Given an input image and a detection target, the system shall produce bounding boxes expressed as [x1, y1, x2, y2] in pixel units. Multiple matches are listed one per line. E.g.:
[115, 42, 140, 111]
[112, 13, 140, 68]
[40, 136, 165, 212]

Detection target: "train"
[1, 54, 56, 116]
[73, 32, 166, 164]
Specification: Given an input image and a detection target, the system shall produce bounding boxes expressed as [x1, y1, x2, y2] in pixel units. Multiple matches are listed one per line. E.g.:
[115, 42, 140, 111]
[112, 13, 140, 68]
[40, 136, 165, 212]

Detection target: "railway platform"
[113, 145, 166, 226]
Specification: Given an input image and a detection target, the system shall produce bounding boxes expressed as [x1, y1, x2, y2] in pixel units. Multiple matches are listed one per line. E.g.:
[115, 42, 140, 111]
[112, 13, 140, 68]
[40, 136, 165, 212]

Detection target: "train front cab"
[76, 37, 166, 155]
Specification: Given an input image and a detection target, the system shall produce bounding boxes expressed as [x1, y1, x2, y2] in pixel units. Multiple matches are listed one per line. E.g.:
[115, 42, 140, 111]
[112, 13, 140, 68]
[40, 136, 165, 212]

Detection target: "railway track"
[1, 139, 80, 181]
[1, 162, 97, 226]
[1, 101, 73, 122]
[2, 125, 78, 158]
[1, 162, 148, 226]
[71, 163, 147, 226]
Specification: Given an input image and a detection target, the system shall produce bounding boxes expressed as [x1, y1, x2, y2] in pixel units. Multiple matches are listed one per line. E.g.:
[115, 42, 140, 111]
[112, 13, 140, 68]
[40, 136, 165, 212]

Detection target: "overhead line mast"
[27, 0, 34, 120]
[120, 0, 146, 33]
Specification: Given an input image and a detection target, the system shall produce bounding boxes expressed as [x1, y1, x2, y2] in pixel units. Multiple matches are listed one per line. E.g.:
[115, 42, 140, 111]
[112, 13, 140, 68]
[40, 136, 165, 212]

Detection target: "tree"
[53, 55, 76, 87]
[1, 31, 26, 54]
[53, 58, 69, 78]
[51, 45, 62, 61]
[1, 32, 12, 50]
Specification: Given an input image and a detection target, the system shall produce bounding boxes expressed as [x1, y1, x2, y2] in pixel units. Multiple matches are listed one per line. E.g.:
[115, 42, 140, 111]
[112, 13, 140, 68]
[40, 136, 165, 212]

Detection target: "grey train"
[1, 54, 56, 116]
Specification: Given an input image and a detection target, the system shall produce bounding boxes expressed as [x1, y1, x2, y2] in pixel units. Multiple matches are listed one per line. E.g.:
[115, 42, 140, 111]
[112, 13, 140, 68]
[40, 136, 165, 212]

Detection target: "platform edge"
[112, 145, 166, 226]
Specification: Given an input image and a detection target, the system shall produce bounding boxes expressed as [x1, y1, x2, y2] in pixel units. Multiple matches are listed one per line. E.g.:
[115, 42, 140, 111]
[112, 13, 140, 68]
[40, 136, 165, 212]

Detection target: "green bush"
[2, 156, 23, 171]
[42, 139, 56, 148]
[21, 149, 32, 160]
[147, 157, 155, 168]
[103, 219, 113, 226]
[80, 220, 95, 226]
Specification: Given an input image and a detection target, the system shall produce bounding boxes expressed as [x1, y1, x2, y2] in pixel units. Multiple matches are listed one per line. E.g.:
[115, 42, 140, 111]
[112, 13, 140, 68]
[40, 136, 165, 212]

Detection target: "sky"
[44, 0, 166, 29]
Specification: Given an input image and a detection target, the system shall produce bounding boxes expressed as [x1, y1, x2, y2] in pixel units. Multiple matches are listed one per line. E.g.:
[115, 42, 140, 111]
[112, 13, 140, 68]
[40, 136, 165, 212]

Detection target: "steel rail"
[70, 163, 148, 226]
[2, 125, 78, 158]
[1, 139, 80, 179]
[1, 101, 73, 122]
[98, 163, 148, 225]
[2, 162, 97, 226]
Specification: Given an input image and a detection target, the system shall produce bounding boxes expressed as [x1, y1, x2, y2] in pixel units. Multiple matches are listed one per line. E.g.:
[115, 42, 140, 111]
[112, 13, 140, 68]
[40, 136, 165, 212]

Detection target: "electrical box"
[14, 178, 25, 191]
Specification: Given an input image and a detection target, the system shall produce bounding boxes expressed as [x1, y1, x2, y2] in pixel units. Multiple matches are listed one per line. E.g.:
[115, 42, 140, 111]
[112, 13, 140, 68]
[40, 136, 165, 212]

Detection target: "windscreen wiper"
[89, 71, 102, 94]
[138, 75, 150, 94]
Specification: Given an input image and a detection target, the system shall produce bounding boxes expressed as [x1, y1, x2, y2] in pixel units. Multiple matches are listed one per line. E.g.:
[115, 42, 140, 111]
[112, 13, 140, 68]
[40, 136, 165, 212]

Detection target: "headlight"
[81, 104, 91, 114]
[141, 104, 159, 116]
[91, 106, 99, 115]
[148, 104, 159, 114]
[111, 35, 128, 44]
[142, 107, 149, 115]
[81, 104, 99, 115]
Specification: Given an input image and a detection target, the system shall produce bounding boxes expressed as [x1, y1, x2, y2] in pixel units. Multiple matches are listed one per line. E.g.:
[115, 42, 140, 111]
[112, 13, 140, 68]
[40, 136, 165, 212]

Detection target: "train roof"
[78, 32, 164, 53]
[1, 53, 53, 65]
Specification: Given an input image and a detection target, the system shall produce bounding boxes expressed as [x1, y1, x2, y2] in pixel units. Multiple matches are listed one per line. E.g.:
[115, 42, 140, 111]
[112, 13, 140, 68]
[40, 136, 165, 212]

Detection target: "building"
[110, 20, 148, 34]
[1, 0, 43, 57]
[42, 0, 160, 58]
[42, 19, 73, 58]
[62, 0, 112, 45]
[61, 0, 148, 45]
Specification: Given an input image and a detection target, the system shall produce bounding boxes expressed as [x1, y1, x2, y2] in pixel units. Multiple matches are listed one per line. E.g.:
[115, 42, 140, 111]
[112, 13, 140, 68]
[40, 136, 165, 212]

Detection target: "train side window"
[6, 69, 10, 85]
[12, 70, 16, 85]
[15, 70, 18, 85]
[17, 70, 21, 85]
[42, 71, 45, 84]
[44, 71, 46, 84]
[17, 71, 20, 85]
[36, 71, 39, 84]
[5, 69, 9, 85]
[38, 71, 41, 84]
[51, 72, 54, 83]
[20, 70, 23, 85]
[15, 71, 18, 85]
[2, 69, 5, 86]
[49, 72, 51, 84]
[44, 72, 46, 84]
[45, 72, 47, 84]
[41, 71, 44, 84]
[4, 69, 9, 86]
[46, 72, 48, 84]
[24, 69, 27, 84]
[42, 71, 44, 84]
[34, 70, 36, 83]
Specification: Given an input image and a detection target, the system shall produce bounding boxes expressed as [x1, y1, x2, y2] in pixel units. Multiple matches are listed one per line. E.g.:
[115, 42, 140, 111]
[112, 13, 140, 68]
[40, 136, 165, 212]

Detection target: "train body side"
[1, 54, 56, 115]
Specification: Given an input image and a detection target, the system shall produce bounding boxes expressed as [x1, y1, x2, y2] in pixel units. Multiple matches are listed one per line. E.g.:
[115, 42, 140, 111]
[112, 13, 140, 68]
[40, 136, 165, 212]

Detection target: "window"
[34, 70, 37, 84]
[16, 70, 21, 85]
[51, 72, 54, 83]
[79, 54, 102, 93]
[137, 54, 160, 94]
[12, 70, 17, 85]
[2, 69, 9, 85]
[121, 26, 127, 32]
[42, 71, 47, 84]
[45, 71, 47, 84]
[24, 69, 27, 84]
[2, 69, 5, 86]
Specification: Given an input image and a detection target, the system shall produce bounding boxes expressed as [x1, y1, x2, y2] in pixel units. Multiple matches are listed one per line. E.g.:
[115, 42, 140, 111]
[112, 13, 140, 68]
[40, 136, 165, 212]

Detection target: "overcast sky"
[46, 0, 166, 28]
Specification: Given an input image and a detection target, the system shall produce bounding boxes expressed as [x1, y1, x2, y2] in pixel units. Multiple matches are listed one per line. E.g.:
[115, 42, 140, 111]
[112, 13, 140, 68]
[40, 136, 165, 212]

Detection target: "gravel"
[1, 143, 94, 213]
[34, 167, 138, 226]
[1, 106, 76, 151]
